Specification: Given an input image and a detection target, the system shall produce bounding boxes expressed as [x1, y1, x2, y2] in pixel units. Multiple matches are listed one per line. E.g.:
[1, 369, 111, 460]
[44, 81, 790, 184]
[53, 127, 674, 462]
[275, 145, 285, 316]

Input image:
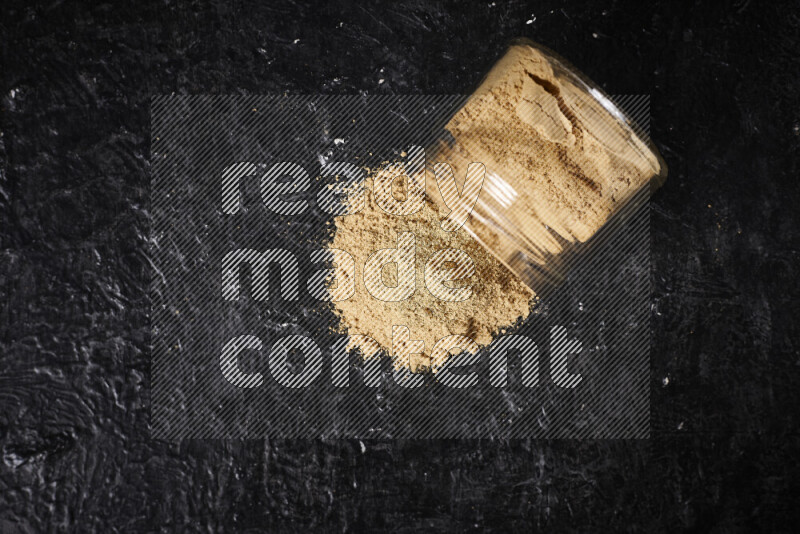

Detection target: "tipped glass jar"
[426, 39, 667, 290]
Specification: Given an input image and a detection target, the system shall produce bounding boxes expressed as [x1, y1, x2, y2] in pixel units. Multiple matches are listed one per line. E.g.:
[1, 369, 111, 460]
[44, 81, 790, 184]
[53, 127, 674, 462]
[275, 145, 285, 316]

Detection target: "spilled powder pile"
[327, 174, 535, 371]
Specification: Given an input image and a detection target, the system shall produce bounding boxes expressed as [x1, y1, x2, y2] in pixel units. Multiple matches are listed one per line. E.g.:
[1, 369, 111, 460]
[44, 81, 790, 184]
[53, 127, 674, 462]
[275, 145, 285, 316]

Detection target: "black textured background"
[2, 0, 799, 531]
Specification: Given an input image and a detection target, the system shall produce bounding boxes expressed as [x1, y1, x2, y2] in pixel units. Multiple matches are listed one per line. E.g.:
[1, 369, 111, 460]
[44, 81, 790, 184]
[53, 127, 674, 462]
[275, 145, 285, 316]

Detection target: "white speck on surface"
[662, 376, 670, 386]
[378, 78, 384, 84]
[592, 32, 599, 38]
[293, 39, 300, 44]
[359, 441, 366, 454]
[334, 138, 345, 146]
[3, 451, 26, 469]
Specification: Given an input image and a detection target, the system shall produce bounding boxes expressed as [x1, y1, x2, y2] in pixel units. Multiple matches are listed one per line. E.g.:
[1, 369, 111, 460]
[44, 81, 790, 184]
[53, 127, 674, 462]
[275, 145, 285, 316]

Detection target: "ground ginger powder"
[326, 42, 664, 370]
[327, 174, 535, 371]
[435, 43, 664, 250]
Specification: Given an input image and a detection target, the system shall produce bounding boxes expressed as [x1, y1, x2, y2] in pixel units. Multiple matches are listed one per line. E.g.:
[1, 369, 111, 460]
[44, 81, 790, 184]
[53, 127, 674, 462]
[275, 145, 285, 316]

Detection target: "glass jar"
[426, 38, 667, 291]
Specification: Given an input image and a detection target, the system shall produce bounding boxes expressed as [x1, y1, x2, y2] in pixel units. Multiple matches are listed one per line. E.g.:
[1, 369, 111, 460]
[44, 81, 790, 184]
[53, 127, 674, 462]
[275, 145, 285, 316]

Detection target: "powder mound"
[327, 174, 535, 371]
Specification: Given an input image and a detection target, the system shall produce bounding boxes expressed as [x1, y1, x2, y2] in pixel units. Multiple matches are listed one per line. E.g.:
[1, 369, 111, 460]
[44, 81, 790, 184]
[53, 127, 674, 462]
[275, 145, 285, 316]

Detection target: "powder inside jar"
[433, 43, 664, 250]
